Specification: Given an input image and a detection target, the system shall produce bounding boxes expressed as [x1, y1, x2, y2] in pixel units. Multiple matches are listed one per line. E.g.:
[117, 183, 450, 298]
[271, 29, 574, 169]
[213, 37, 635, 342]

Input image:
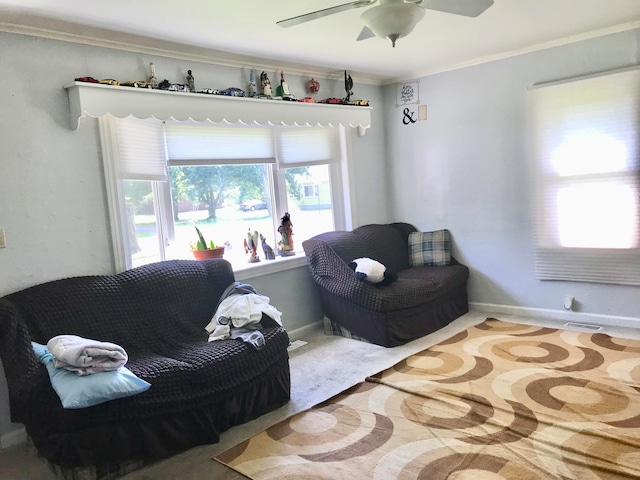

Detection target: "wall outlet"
[564, 295, 574, 311]
[0, 228, 5, 248]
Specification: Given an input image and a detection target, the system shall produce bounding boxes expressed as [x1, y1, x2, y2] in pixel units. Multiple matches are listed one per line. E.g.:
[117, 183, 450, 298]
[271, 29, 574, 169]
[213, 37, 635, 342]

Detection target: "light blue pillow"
[31, 342, 151, 409]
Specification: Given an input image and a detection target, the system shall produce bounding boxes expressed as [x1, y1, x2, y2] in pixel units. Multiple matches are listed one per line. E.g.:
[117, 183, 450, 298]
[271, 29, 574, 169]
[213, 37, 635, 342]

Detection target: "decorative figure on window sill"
[277, 212, 295, 257]
[260, 71, 272, 98]
[186, 69, 195, 93]
[260, 234, 276, 260]
[245, 229, 261, 263]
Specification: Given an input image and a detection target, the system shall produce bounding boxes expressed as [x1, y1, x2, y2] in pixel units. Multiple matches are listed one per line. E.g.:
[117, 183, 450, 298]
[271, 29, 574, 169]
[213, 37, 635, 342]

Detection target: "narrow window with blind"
[99, 116, 349, 271]
[528, 67, 640, 285]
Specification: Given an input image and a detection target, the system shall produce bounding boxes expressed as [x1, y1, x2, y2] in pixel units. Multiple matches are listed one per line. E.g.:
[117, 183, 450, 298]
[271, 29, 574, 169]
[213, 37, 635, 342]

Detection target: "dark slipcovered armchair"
[302, 222, 469, 347]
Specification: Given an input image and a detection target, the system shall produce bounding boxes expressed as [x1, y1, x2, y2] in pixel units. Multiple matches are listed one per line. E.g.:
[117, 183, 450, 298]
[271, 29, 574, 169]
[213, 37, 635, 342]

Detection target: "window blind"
[529, 67, 640, 285]
[276, 127, 337, 168]
[164, 124, 275, 165]
[114, 117, 168, 181]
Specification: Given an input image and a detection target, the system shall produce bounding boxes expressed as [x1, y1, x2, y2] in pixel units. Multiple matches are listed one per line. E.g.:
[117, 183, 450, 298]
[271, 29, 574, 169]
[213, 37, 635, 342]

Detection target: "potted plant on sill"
[191, 225, 225, 260]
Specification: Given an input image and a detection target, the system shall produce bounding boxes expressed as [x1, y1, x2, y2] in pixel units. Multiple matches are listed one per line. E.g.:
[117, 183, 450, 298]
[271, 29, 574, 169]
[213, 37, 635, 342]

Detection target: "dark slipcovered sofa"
[0, 259, 290, 472]
[302, 222, 469, 347]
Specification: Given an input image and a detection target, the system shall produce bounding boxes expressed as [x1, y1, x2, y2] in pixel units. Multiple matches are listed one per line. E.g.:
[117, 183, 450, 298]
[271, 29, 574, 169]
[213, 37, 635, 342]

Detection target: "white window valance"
[66, 82, 371, 135]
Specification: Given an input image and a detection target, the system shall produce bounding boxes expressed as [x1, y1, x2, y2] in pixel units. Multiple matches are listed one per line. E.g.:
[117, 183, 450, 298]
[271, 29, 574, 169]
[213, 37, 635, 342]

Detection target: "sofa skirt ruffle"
[32, 354, 290, 476]
[319, 284, 469, 347]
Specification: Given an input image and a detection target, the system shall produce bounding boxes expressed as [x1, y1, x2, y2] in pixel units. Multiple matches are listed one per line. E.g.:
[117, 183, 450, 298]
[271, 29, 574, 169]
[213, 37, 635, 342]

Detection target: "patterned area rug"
[215, 318, 640, 479]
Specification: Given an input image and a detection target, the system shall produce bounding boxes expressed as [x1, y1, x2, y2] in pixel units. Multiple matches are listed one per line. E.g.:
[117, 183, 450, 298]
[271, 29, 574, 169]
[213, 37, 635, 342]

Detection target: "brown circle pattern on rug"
[526, 376, 629, 415]
[215, 319, 640, 480]
[415, 452, 544, 479]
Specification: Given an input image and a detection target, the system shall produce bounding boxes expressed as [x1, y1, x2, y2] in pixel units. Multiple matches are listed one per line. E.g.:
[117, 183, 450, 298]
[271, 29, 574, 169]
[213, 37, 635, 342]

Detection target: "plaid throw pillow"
[408, 229, 451, 266]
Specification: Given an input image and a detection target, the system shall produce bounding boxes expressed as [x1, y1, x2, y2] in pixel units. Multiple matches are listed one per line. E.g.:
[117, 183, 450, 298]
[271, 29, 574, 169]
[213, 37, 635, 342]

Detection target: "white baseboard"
[1, 426, 26, 449]
[470, 302, 640, 329]
[286, 320, 322, 342]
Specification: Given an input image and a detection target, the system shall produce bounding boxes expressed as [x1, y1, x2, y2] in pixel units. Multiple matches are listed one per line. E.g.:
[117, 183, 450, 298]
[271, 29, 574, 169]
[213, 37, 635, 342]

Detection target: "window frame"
[99, 115, 354, 276]
[528, 66, 640, 285]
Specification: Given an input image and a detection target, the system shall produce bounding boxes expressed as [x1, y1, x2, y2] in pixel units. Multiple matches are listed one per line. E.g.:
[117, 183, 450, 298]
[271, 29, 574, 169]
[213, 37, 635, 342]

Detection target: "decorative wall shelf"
[65, 82, 372, 135]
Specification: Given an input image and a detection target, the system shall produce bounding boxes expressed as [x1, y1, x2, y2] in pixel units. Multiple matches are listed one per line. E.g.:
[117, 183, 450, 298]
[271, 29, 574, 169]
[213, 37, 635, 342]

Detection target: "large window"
[529, 67, 640, 285]
[100, 116, 351, 272]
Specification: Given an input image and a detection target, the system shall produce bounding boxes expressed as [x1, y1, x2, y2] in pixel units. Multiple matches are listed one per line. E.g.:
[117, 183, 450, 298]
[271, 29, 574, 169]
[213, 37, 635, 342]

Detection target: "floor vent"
[564, 322, 603, 331]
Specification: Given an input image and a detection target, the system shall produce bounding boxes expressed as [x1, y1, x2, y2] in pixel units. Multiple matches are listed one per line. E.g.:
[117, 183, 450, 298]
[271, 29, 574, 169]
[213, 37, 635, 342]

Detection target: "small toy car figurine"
[158, 79, 189, 92]
[121, 80, 152, 88]
[75, 76, 99, 83]
[197, 88, 220, 95]
[345, 99, 370, 106]
[300, 97, 316, 103]
[99, 79, 120, 86]
[318, 98, 344, 104]
[217, 87, 246, 97]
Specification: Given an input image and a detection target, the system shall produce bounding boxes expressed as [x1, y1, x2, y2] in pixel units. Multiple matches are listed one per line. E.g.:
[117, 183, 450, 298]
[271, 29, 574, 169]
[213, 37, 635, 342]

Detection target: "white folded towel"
[46, 335, 128, 376]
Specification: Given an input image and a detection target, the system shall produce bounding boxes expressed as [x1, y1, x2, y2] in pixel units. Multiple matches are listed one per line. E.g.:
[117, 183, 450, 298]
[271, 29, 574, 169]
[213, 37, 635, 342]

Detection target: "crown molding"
[3, 8, 637, 88]
[0, 9, 384, 86]
[384, 21, 640, 85]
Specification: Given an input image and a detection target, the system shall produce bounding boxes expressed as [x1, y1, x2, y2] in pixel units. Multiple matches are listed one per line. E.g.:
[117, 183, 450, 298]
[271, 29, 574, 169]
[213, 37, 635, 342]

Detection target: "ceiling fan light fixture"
[360, 3, 426, 47]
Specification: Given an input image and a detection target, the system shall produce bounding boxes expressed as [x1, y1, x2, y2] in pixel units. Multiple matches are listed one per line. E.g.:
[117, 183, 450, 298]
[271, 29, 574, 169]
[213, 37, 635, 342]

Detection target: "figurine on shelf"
[260, 234, 276, 260]
[245, 229, 261, 263]
[277, 212, 295, 257]
[149, 63, 159, 89]
[344, 70, 353, 103]
[186, 69, 195, 93]
[260, 71, 272, 97]
[276, 70, 297, 101]
[276, 70, 289, 97]
[248, 70, 258, 97]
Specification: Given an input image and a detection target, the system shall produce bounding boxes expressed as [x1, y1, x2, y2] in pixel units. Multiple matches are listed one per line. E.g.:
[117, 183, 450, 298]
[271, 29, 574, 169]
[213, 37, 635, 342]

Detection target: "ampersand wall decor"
[402, 107, 417, 125]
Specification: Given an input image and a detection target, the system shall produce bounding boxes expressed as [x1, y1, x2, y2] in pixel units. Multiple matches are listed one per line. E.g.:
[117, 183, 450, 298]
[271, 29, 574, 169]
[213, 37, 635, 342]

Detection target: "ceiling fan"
[277, 0, 494, 47]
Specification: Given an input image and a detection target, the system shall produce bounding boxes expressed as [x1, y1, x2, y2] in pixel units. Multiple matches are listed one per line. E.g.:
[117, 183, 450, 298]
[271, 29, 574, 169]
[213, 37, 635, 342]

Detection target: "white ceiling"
[1, 0, 639, 85]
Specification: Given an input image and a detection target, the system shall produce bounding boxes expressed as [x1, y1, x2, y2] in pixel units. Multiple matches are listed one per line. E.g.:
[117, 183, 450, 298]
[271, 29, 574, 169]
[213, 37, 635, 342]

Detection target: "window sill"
[233, 252, 309, 281]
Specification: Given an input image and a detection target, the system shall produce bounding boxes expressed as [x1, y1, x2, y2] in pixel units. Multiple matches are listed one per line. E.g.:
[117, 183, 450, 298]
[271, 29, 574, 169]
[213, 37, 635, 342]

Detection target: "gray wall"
[0, 31, 388, 440]
[385, 28, 640, 319]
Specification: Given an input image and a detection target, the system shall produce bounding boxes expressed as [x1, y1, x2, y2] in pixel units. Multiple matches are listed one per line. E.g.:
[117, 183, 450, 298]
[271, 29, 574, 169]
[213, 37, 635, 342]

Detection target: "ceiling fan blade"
[277, 1, 368, 28]
[356, 26, 376, 41]
[421, 0, 494, 17]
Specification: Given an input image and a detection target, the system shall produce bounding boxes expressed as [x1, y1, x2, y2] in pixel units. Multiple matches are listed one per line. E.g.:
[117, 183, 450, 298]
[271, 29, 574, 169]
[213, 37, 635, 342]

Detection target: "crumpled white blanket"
[205, 293, 282, 342]
[46, 335, 128, 376]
